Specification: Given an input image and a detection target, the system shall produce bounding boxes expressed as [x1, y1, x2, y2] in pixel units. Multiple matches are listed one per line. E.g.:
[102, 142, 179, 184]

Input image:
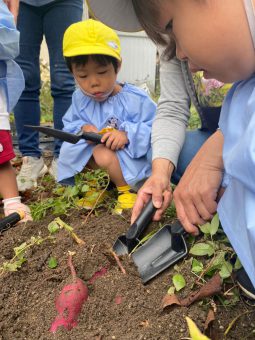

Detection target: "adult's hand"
[173, 130, 224, 235]
[4, 0, 19, 23]
[131, 159, 174, 224]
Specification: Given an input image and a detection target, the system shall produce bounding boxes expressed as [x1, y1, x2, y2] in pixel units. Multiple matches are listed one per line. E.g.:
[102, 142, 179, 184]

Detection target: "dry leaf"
[162, 273, 222, 309]
[161, 293, 181, 309]
[204, 309, 215, 332]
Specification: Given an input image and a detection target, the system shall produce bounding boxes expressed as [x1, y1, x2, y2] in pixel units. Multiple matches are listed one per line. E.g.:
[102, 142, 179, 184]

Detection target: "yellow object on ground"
[76, 190, 109, 210]
[113, 185, 137, 215]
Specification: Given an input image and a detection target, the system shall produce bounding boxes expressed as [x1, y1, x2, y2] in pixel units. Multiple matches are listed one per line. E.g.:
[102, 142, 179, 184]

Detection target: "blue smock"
[58, 83, 156, 186]
[218, 75, 255, 287]
[0, 0, 24, 113]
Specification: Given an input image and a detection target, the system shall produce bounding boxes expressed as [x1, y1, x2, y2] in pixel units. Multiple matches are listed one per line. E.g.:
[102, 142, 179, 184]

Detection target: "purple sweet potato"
[50, 253, 88, 333]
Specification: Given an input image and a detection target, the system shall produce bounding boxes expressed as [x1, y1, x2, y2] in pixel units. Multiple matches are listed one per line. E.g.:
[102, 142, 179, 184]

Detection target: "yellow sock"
[117, 185, 131, 194]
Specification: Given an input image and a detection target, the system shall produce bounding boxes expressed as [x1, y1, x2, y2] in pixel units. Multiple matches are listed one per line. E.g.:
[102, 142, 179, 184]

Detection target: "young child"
[0, 0, 32, 221]
[58, 19, 156, 214]
[86, 0, 255, 297]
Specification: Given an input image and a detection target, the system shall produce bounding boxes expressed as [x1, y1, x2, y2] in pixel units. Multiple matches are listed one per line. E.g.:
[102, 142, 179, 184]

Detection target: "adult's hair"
[132, 0, 176, 59]
[65, 54, 119, 73]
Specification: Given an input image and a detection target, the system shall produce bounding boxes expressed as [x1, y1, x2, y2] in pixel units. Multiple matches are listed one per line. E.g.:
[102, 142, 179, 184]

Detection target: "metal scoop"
[131, 220, 188, 283]
[25, 125, 103, 144]
[113, 199, 156, 255]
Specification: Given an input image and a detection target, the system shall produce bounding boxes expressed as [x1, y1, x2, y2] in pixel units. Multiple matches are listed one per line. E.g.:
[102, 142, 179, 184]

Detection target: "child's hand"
[81, 124, 99, 133]
[4, 202, 33, 222]
[81, 125, 99, 144]
[101, 130, 128, 150]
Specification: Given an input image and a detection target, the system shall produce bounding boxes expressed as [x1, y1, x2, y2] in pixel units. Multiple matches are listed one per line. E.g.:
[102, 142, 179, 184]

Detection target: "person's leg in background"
[171, 129, 213, 184]
[44, 0, 83, 179]
[14, 3, 48, 191]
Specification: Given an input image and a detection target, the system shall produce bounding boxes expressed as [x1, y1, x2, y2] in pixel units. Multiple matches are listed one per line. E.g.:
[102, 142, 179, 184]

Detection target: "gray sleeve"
[152, 56, 191, 167]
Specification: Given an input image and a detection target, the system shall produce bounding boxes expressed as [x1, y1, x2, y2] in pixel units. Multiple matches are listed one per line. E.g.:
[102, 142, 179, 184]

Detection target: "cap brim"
[86, 0, 142, 32]
[64, 46, 121, 61]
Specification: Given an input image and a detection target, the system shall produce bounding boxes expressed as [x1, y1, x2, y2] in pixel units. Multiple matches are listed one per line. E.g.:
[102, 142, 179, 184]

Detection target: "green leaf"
[167, 286, 176, 295]
[234, 257, 242, 270]
[14, 242, 27, 257]
[81, 184, 90, 193]
[48, 257, 58, 269]
[199, 213, 219, 236]
[205, 252, 226, 275]
[172, 273, 186, 291]
[48, 221, 60, 234]
[219, 261, 232, 279]
[189, 242, 215, 257]
[199, 222, 212, 235]
[209, 213, 220, 236]
[192, 258, 203, 273]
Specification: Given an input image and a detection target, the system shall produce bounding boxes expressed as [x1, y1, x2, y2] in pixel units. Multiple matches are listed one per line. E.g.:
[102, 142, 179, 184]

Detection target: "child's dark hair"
[65, 54, 119, 73]
[132, 0, 176, 60]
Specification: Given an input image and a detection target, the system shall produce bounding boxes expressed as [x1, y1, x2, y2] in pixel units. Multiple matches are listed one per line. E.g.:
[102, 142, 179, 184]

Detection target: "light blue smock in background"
[0, 0, 24, 112]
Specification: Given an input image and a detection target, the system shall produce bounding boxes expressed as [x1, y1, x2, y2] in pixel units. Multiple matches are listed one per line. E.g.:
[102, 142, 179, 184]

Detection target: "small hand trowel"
[0, 211, 25, 232]
[132, 220, 188, 283]
[25, 125, 103, 144]
[113, 199, 156, 256]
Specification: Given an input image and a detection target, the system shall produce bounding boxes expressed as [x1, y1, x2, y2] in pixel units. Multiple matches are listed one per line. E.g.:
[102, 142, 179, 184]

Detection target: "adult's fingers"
[152, 189, 172, 221]
[131, 191, 151, 224]
[174, 198, 200, 235]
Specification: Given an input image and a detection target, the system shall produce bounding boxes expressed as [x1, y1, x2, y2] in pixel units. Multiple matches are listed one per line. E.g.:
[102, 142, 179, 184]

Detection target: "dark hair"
[65, 54, 119, 73]
[132, 0, 176, 60]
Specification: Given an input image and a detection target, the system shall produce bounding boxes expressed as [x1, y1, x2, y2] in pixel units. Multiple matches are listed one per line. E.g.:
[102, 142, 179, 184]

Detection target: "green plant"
[30, 169, 112, 221]
[0, 235, 54, 276]
[189, 214, 237, 280]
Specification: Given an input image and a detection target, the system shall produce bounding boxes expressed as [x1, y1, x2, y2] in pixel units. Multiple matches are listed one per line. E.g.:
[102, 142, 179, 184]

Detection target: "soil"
[0, 160, 255, 340]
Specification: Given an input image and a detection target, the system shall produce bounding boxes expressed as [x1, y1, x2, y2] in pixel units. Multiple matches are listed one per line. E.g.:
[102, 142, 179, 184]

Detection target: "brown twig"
[109, 249, 126, 275]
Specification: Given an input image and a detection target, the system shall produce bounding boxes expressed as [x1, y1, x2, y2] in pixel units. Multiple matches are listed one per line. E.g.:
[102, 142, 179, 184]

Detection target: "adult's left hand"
[4, 0, 19, 23]
[173, 130, 224, 235]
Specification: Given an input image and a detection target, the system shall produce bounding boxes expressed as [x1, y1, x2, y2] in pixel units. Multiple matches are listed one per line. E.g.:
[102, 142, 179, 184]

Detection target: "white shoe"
[17, 156, 48, 191]
[48, 157, 58, 181]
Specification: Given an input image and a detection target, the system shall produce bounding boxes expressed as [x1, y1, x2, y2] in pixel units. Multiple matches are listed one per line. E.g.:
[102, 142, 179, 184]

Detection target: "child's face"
[72, 57, 119, 102]
[157, 0, 255, 82]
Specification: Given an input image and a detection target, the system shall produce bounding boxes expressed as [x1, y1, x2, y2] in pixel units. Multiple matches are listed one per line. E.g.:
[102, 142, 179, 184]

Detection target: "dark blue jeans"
[171, 128, 213, 184]
[14, 0, 83, 157]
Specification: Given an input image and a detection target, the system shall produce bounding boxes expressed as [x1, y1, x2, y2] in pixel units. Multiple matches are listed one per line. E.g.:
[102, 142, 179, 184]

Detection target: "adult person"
[14, 0, 83, 191]
[86, 0, 255, 299]
[86, 0, 229, 232]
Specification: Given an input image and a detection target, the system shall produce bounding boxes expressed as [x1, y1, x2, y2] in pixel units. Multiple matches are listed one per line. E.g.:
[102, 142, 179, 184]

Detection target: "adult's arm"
[152, 55, 191, 166]
[131, 55, 191, 223]
[3, 0, 19, 23]
[173, 129, 224, 234]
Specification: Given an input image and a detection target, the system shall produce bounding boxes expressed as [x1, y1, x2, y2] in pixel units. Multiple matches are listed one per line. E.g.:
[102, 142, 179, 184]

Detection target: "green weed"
[30, 169, 113, 221]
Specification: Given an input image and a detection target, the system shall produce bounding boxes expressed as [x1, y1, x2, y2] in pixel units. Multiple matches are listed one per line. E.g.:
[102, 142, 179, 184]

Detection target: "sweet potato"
[50, 253, 88, 333]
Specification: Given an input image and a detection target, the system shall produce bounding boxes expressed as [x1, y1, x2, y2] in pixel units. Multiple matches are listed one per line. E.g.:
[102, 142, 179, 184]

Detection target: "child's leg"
[92, 146, 136, 214]
[92, 145, 126, 187]
[0, 161, 19, 199]
[0, 161, 32, 221]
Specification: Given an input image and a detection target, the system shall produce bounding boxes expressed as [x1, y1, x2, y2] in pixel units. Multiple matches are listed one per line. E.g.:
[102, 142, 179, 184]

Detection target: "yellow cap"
[63, 19, 121, 61]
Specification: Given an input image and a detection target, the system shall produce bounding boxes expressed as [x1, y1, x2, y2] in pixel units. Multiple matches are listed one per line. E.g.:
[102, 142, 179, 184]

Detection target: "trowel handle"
[126, 199, 156, 240]
[0, 211, 24, 232]
[78, 131, 103, 144]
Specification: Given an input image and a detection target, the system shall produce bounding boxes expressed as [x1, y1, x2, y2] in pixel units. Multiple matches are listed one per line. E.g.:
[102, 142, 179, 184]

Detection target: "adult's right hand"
[173, 130, 224, 235]
[131, 159, 174, 224]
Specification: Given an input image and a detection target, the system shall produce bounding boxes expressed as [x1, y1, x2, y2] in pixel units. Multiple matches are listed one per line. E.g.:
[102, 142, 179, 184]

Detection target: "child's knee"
[92, 146, 115, 168]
